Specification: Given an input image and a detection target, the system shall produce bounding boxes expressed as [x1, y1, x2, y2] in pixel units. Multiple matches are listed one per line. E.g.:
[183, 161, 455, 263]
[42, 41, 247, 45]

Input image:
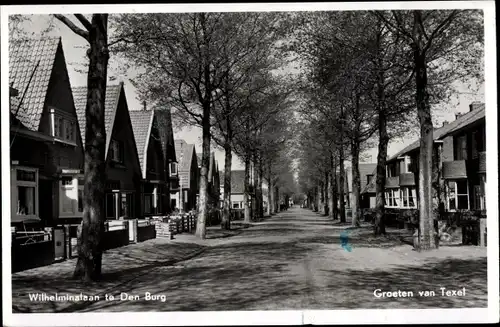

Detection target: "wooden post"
[64, 225, 70, 259]
[480, 218, 487, 247]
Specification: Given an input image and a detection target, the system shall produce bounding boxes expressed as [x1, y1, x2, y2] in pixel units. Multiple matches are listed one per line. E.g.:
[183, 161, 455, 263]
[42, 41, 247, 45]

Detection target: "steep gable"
[129, 109, 155, 178]
[155, 108, 176, 163]
[9, 37, 60, 131]
[175, 140, 195, 172]
[73, 83, 122, 156]
[220, 170, 245, 194]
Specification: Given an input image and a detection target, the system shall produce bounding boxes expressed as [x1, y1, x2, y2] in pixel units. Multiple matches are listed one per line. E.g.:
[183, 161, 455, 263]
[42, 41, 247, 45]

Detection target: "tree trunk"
[323, 171, 329, 216]
[73, 14, 109, 282]
[221, 140, 232, 230]
[244, 153, 251, 223]
[339, 146, 346, 223]
[274, 186, 280, 213]
[332, 155, 338, 220]
[414, 10, 437, 250]
[374, 110, 388, 235]
[258, 153, 264, 218]
[195, 13, 211, 239]
[270, 178, 275, 214]
[351, 138, 361, 227]
[195, 101, 211, 239]
[328, 159, 334, 219]
[251, 156, 258, 220]
[316, 184, 321, 212]
[267, 162, 272, 216]
[374, 25, 387, 236]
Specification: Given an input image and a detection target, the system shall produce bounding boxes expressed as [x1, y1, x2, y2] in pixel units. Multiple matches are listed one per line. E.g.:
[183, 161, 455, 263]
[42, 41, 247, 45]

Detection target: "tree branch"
[74, 14, 92, 31]
[54, 14, 89, 42]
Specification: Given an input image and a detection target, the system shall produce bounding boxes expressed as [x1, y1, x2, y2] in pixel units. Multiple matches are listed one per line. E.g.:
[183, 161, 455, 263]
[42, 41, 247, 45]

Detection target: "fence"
[360, 208, 487, 246]
[11, 230, 54, 273]
[153, 212, 197, 239]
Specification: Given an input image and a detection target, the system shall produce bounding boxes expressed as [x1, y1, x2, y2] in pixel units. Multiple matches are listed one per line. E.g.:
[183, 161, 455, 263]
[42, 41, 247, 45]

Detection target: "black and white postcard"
[2, 2, 498, 326]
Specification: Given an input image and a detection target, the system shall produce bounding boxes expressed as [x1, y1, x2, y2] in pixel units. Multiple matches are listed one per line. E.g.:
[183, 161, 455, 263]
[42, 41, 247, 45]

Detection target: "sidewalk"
[11, 219, 258, 313]
[11, 237, 206, 313]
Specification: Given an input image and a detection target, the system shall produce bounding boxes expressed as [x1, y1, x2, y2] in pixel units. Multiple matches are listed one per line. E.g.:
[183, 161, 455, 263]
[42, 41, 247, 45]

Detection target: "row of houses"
[9, 37, 222, 231]
[334, 101, 486, 221]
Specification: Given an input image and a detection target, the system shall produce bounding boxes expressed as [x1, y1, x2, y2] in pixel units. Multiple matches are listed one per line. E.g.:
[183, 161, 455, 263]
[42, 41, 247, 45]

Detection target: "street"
[12, 207, 487, 312]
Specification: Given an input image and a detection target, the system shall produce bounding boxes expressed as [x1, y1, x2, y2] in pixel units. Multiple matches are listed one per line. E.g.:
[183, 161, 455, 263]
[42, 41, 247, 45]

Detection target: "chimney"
[143, 100, 146, 111]
[469, 101, 483, 112]
[455, 113, 464, 120]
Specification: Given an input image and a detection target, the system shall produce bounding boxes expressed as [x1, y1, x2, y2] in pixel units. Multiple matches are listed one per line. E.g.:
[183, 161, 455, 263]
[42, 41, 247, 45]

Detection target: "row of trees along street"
[289, 10, 483, 250]
[46, 12, 297, 281]
[15, 9, 481, 281]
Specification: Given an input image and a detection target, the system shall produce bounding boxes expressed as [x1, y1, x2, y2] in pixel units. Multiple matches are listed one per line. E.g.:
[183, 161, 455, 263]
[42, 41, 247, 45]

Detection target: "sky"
[12, 13, 485, 171]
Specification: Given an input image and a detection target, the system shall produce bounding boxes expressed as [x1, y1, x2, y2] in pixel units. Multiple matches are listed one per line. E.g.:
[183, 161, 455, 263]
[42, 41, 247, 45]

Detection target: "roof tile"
[129, 110, 154, 177]
[72, 84, 122, 146]
[388, 106, 485, 162]
[174, 140, 196, 172]
[9, 37, 60, 131]
[220, 170, 245, 194]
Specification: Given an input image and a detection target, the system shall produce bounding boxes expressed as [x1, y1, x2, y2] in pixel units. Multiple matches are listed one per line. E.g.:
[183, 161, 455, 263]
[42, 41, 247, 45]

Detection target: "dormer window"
[404, 157, 412, 174]
[50, 108, 76, 143]
[170, 162, 178, 175]
[110, 139, 124, 163]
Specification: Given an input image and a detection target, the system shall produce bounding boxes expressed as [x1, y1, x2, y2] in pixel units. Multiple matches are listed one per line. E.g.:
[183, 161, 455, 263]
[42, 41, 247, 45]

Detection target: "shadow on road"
[319, 257, 488, 309]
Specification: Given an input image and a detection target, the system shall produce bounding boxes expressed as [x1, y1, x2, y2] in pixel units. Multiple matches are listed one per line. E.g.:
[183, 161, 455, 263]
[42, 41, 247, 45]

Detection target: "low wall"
[137, 225, 156, 242]
[12, 240, 54, 273]
[102, 228, 129, 250]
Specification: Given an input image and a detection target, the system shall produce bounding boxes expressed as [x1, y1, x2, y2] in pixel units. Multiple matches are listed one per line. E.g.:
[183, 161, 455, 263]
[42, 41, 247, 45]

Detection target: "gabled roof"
[174, 140, 196, 172]
[129, 109, 155, 178]
[9, 37, 60, 131]
[220, 170, 246, 194]
[154, 108, 176, 163]
[387, 105, 485, 162]
[73, 83, 123, 158]
[208, 153, 218, 180]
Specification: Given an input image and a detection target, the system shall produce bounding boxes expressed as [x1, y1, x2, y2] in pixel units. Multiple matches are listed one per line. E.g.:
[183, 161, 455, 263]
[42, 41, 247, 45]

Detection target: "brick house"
[129, 108, 168, 217]
[171, 140, 199, 211]
[9, 37, 85, 229]
[73, 82, 142, 221]
[219, 170, 246, 209]
[361, 102, 486, 217]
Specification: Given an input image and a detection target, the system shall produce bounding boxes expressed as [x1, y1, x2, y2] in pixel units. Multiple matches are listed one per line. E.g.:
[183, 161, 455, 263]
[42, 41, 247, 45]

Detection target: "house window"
[170, 162, 178, 175]
[52, 111, 76, 142]
[121, 193, 134, 218]
[366, 175, 373, 185]
[110, 139, 124, 163]
[447, 180, 469, 210]
[405, 157, 412, 173]
[384, 189, 399, 208]
[454, 135, 468, 160]
[232, 202, 240, 209]
[106, 193, 118, 219]
[401, 187, 417, 208]
[144, 194, 154, 214]
[13, 167, 39, 217]
[472, 185, 485, 210]
[78, 187, 84, 212]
